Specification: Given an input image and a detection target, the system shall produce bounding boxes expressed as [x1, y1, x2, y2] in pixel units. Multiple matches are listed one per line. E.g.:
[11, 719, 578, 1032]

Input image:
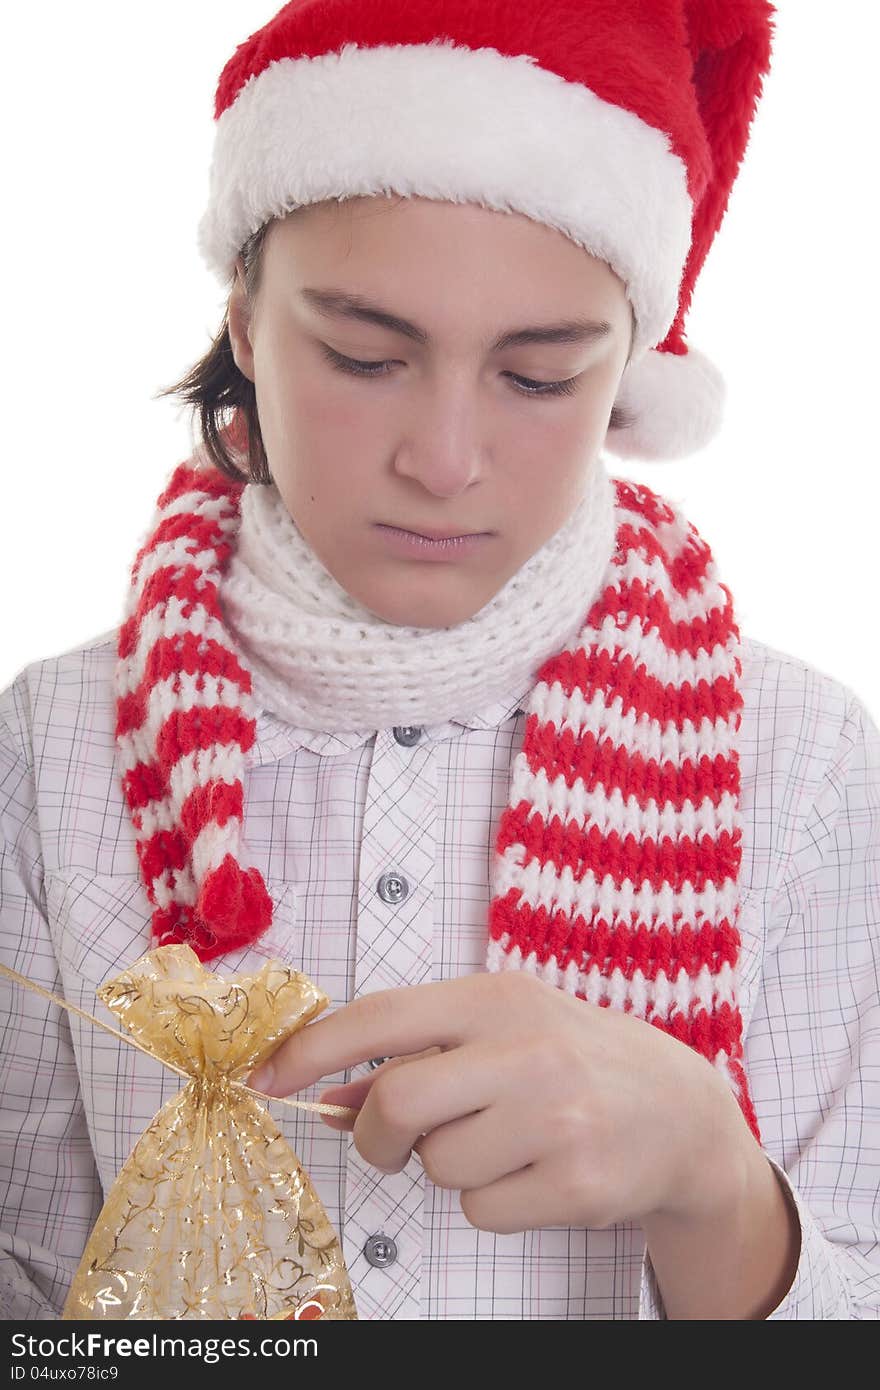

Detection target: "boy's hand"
[248, 972, 753, 1235]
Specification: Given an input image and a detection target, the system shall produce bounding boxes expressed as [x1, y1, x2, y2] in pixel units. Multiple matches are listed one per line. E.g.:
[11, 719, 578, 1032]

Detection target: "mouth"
[378, 524, 491, 541]
[373, 523, 493, 559]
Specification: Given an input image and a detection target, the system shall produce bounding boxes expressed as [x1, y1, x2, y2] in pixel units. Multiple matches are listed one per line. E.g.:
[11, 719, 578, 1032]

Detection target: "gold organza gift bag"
[60, 944, 358, 1320]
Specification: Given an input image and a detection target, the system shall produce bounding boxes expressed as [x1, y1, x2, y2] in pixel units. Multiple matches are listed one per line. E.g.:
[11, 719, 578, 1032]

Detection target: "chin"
[361, 588, 490, 630]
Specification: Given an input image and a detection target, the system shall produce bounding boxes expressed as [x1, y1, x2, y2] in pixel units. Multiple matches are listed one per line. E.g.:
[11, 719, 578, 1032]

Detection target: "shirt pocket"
[46, 870, 301, 991]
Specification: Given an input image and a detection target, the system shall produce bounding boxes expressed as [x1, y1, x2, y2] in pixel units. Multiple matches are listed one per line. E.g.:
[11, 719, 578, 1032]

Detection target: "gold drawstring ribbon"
[0, 959, 357, 1121]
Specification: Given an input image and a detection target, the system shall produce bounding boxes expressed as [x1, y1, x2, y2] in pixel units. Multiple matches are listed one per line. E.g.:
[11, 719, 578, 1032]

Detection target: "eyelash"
[320, 345, 579, 398]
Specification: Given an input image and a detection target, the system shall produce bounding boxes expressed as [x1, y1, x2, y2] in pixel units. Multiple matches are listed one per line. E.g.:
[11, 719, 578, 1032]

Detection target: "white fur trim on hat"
[197, 40, 693, 358]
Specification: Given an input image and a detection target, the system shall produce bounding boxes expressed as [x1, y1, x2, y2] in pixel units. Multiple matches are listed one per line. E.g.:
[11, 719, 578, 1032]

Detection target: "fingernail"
[248, 1063, 275, 1094]
[319, 1085, 356, 1103]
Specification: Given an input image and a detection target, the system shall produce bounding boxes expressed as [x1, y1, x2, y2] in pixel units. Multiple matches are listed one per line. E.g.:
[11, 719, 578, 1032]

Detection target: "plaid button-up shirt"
[2, 630, 879, 1318]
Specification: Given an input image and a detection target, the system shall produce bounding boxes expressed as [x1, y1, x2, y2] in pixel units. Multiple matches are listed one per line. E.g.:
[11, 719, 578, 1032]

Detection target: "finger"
[458, 1164, 563, 1237]
[413, 1098, 544, 1191]
[317, 1050, 442, 1131]
[247, 979, 484, 1096]
[348, 1043, 508, 1174]
[316, 1079, 371, 1131]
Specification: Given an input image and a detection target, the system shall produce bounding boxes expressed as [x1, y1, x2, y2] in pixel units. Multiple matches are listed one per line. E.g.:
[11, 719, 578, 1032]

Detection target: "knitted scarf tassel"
[114, 449, 759, 1141]
[116, 456, 272, 957]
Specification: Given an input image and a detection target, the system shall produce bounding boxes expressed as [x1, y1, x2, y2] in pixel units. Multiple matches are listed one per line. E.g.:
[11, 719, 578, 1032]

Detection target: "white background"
[2, 1, 878, 720]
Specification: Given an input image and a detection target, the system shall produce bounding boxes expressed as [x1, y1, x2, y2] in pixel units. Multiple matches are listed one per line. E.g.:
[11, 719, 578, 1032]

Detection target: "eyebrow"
[299, 287, 612, 352]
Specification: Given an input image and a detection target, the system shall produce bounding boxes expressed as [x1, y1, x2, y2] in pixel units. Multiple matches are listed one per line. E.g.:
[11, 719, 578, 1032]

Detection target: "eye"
[321, 346, 396, 379]
[507, 372, 579, 398]
[320, 345, 579, 398]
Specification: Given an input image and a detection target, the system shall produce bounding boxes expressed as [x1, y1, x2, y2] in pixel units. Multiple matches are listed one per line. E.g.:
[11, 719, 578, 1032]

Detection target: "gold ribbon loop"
[0, 960, 357, 1121]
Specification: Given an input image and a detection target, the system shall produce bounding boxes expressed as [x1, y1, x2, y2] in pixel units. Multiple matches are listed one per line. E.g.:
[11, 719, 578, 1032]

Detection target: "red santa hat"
[197, 0, 775, 461]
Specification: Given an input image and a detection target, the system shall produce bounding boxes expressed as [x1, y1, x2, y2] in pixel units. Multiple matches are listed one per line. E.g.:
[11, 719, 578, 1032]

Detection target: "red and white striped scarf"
[114, 450, 758, 1138]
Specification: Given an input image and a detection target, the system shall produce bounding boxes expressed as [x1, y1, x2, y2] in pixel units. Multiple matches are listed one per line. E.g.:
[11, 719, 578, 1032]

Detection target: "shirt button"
[363, 1233, 398, 1269]
[377, 871, 410, 905]
[393, 725, 423, 747]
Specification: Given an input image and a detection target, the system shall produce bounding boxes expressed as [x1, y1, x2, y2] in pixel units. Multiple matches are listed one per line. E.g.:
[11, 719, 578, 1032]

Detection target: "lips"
[374, 524, 492, 561]
[383, 525, 486, 540]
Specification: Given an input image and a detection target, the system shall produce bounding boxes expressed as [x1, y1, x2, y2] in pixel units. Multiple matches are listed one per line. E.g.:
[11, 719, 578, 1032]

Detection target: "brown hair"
[155, 206, 637, 485]
[155, 220, 274, 487]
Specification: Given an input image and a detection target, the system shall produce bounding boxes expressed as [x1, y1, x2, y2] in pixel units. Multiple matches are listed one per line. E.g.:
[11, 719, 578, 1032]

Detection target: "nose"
[392, 374, 486, 497]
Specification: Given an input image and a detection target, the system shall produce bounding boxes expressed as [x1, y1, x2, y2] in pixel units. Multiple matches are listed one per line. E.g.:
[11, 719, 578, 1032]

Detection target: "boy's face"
[228, 194, 632, 629]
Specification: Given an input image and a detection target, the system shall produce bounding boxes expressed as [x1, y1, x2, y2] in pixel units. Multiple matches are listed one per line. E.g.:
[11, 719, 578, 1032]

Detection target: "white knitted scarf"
[219, 453, 617, 733]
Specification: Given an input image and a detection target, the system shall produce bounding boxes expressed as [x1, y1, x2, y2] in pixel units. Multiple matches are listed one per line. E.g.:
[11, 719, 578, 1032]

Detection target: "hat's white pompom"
[604, 345, 726, 462]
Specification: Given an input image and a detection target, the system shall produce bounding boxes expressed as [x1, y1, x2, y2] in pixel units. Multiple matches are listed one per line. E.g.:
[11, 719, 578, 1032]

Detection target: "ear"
[228, 256, 256, 383]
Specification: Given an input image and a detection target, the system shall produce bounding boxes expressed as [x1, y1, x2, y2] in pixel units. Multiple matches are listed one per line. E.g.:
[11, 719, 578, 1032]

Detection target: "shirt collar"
[246, 684, 530, 767]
